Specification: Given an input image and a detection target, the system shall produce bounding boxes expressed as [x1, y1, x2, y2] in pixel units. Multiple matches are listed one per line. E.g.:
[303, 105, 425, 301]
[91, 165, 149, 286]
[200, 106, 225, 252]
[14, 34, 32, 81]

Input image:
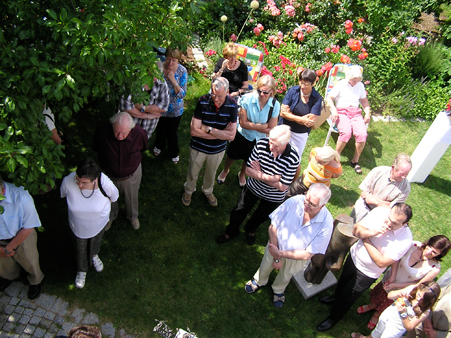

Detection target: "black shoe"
[317, 317, 337, 332]
[319, 295, 335, 305]
[0, 277, 11, 292]
[216, 233, 237, 244]
[245, 233, 256, 245]
[28, 283, 41, 300]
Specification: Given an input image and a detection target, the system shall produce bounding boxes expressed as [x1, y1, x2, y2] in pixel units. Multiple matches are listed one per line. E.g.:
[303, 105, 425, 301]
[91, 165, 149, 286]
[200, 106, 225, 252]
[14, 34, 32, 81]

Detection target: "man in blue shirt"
[0, 176, 44, 299]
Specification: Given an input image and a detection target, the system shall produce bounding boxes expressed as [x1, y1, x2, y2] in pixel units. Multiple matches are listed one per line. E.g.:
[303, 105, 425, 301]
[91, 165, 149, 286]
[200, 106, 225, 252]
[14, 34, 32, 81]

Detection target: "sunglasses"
[257, 89, 271, 95]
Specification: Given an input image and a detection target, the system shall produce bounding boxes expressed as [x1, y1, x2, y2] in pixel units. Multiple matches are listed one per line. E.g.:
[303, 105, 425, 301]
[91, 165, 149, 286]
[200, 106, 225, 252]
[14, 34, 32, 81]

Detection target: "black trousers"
[154, 115, 182, 158]
[225, 186, 280, 237]
[329, 255, 377, 321]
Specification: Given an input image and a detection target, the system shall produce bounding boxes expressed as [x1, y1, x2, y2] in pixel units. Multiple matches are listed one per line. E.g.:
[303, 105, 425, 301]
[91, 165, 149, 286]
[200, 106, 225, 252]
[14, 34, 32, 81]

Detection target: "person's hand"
[364, 195, 378, 206]
[225, 122, 234, 131]
[272, 260, 283, 270]
[221, 59, 229, 70]
[268, 243, 281, 258]
[230, 91, 239, 97]
[166, 70, 176, 83]
[330, 112, 339, 124]
[303, 115, 315, 128]
[424, 319, 437, 338]
[383, 282, 395, 291]
[134, 103, 144, 111]
[250, 160, 261, 172]
[364, 114, 371, 124]
[0, 247, 15, 258]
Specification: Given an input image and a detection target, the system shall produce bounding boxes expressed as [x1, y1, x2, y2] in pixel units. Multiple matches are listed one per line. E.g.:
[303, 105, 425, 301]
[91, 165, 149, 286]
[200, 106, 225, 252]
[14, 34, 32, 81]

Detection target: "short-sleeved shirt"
[351, 207, 413, 279]
[92, 123, 148, 179]
[359, 166, 411, 207]
[163, 64, 188, 118]
[329, 79, 366, 108]
[270, 195, 333, 255]
[0, 183, 41, 239]
[60, 172, 119, 239]
[238, 91, 280, 142]
[246, 138, 300, 203]
[303, 148, 342, 187]
[214, 58, 248, 93]
[282, 86, 323, 134]
[190, 94, 238, 154]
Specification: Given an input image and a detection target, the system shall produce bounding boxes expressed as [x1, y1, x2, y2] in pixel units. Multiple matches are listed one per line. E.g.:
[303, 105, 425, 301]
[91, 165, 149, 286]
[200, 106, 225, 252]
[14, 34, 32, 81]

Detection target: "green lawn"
[33, 74, 451, 338]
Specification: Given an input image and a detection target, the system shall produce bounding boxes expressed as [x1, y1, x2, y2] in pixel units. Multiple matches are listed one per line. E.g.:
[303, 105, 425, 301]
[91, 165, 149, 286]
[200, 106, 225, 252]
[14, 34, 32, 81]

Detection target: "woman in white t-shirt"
[60, 159, 119, 289]
[327, 66, 371, 174]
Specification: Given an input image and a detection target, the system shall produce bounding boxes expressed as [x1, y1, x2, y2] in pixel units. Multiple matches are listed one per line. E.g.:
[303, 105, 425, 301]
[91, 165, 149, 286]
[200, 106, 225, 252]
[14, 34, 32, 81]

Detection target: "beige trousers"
[0, 229, 44, 285]
[110, 164, 142, 222]
[253, 243, 307, 294]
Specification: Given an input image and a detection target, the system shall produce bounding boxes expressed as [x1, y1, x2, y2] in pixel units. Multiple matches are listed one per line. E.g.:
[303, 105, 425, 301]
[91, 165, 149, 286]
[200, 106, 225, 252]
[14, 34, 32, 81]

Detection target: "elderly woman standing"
[213, 42, 249, 98]
[328, 65, 371, 174]
[154, 47, 188, 164]
[281, 69, 323, 161]
[60, 159, 119, 289]
[217, 75, 280, 187]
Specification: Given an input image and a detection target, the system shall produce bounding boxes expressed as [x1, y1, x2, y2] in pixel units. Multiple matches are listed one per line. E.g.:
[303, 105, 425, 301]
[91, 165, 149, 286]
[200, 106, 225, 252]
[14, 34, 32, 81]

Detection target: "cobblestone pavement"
[0, 282, 136, 338]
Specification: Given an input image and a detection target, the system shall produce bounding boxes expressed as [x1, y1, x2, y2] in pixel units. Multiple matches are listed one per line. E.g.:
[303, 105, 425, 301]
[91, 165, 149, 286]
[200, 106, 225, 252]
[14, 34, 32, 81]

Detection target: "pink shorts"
[336, 107, 367, 143]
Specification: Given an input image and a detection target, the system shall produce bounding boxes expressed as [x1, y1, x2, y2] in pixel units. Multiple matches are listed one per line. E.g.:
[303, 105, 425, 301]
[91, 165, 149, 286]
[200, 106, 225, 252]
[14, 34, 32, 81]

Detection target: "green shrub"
[411, 42, 451, 83]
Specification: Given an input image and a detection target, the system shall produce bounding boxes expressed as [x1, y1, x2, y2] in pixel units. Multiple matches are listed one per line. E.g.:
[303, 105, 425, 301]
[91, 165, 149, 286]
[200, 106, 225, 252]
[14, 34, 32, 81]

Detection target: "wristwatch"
[400, 312, 407, 318]
[4, 247, 11, 255]
[207, 126, 212, 134]
[140, 106, 146, 113]
[273, 259, 280, 263]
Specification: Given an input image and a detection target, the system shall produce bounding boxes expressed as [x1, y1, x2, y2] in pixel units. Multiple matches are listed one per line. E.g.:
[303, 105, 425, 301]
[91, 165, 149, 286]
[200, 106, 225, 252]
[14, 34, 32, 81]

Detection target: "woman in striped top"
[287, 146, 342, 198]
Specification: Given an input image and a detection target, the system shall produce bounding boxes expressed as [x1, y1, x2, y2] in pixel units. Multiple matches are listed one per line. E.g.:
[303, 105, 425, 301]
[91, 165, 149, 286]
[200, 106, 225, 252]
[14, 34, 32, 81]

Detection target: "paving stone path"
[0, 282, 136, 338]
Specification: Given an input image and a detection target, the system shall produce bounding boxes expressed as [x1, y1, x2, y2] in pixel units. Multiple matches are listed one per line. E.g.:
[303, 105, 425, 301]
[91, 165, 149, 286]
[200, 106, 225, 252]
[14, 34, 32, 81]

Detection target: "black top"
[214, 57, 248, 93]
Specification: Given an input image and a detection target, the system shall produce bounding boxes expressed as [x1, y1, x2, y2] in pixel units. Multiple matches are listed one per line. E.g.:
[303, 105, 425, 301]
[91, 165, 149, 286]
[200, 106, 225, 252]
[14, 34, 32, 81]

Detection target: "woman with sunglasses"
[212, 42, 249, 98]
[357, 235, 451, 330]
[217, 75, 279, 187]
[281, 69, 323, 163]
[60, 159, 119, 289]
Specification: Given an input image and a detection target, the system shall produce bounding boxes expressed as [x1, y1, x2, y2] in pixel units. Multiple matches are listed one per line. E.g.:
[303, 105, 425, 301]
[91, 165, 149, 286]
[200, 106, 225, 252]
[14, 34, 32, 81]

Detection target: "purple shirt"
[92, 123, 148, 178]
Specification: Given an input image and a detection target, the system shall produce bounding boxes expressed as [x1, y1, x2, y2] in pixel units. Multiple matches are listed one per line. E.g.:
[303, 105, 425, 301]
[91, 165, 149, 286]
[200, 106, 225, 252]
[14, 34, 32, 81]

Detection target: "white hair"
[110, 111, 135, 129]
[212, 77, 229, 92]
[345, 65, 363, 81]
[269, 125, 291, 145]
[307, 183, 332, 206]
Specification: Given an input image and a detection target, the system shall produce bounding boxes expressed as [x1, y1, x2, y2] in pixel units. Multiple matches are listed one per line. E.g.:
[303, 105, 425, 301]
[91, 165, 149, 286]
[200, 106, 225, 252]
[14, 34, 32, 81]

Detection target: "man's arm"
[0, 228, 33, 257]
[245, 162, 288, 192]
[361, 191, 391, 208]
[190, 118, 236, 141]
[352, 221, 386, 239]
[362, 238, 396, 268]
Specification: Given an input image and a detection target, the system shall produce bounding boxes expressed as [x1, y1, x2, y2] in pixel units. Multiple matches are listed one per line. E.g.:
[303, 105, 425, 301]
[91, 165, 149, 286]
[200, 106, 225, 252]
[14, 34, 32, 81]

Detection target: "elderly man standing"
[0, 176, 44, 299]
[182, 77, 237, 207]
[216, 124, 300, 245]
[245, 184, 333, 308]
[119, 61, 169, 141]
[92, 112, 148, 230]
[317, 203, 413, 332]
[351, 153, 412, 223]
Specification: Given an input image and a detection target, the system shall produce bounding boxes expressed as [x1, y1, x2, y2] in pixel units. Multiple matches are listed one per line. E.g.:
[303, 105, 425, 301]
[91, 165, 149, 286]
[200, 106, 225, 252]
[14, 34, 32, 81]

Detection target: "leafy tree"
[0, 0, 202, 193]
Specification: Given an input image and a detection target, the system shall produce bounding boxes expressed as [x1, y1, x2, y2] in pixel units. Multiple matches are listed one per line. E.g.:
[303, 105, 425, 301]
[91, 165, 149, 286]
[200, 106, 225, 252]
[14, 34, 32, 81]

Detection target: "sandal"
[172, 156, 179, 164]
[367, 312, 379, 330]
[238, 172, 246, 187]
[273, 293, 285, 308]
[217, 170, 229, 185]
[350, 162, 362, 174]
[245, 279, 262, 294]
[357, 305, 372, 314]
[153, 147, 161, 156]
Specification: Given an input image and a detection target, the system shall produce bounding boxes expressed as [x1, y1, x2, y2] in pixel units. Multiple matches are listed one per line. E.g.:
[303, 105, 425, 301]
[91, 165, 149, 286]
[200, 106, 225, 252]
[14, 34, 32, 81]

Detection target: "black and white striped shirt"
[247, 138, 300, 203]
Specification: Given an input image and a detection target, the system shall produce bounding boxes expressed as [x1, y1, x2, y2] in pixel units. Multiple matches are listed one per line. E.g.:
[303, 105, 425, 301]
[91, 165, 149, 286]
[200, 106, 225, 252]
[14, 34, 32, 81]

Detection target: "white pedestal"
[291, 262, 337, 299]
[407, 111, 451, 183]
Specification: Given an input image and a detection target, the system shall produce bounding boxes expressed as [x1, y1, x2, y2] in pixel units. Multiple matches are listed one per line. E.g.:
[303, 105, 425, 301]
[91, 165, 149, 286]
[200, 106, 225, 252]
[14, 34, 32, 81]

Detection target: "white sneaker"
[75, 272, 87, 289]
[92, 254, 104, 272]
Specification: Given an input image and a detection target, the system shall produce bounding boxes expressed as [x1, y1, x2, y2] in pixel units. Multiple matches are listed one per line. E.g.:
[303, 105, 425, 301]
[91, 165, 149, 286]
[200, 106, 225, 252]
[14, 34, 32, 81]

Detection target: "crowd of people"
[1, 43, 451, 337]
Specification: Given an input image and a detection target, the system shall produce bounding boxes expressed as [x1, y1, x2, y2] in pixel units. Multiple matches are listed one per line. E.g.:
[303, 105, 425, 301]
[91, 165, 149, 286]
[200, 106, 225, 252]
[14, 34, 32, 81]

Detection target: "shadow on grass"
[419, 174, 451, 196]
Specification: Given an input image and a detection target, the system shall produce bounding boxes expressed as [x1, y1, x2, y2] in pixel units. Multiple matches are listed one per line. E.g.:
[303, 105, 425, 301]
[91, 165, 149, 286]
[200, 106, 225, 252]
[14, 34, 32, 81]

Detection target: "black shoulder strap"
[267, 98, 277, 123]
[98, 173, 109, 199]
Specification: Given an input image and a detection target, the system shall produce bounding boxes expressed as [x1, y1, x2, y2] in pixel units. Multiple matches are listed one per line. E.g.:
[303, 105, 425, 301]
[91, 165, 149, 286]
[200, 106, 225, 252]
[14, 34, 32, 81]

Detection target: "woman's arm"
[326, 95, 339, 123]
[239, 107, 269, 132]
[360, 97, 371, 124]
[403, 311, 430, 331]
[280, 104, 311, 126]
[386, 266, 441, 291]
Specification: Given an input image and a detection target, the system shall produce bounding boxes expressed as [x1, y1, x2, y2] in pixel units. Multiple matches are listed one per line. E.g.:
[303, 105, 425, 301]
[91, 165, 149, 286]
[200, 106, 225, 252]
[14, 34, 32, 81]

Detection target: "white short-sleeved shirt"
[351, 207, 413, 279]
[329, 79, 366, 108]
[60, 172, 119, 239]
[270, 195, 333, 255]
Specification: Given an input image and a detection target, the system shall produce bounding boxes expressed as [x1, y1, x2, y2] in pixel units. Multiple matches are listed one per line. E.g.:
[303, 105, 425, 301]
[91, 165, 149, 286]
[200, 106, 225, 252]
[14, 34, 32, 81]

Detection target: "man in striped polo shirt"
[182, 77, 237, 207]
[216, 124, 300, 245]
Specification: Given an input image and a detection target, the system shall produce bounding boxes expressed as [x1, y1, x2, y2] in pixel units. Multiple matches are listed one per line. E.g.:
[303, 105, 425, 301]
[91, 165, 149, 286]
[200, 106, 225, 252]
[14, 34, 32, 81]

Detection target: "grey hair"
[393, 153, 412, 170]
[212, 77, 229, 92]
[110, 112, 135, 129]
[345, 65, 363, 81]
[307, 183, 332, 206]
[269, 124, 291, 145]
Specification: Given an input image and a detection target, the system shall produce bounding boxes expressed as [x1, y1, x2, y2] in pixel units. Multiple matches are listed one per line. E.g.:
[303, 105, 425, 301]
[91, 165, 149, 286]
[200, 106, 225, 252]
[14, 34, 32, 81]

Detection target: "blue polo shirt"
[0, 183, 41, 239]
[238, 91, 280, 142]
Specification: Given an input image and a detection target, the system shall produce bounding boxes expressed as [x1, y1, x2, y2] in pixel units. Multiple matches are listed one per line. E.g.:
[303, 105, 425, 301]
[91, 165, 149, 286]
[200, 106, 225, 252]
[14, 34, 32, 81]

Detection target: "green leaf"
[42, 85, 52, 94]
[7, 158, 17, 172]
[16, 156, 29, 168]
[60, 8, 67, 21]
[47, 9, 58, 20]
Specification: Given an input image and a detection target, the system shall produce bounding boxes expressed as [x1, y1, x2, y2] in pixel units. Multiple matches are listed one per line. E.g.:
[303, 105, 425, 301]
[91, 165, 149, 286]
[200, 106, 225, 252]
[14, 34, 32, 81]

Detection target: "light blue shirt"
[238, 91, 280, 142]
[270, 195, 333, 254]
[0, 183, 41, 239]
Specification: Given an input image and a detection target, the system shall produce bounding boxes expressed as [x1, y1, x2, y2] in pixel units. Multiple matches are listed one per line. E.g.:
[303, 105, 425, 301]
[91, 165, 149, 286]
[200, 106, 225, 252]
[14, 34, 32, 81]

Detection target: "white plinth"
[292, 266, 337, 300]
[407, 111, 451, 183]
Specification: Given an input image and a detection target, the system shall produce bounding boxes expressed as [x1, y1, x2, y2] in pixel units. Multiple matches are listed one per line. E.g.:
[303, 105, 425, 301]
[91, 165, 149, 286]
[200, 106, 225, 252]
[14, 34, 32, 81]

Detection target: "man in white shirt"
[317, 203, 413, 331]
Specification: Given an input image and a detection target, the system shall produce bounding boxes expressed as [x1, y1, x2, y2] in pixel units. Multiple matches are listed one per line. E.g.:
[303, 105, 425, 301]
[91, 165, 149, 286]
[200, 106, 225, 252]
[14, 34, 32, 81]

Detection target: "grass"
[31, 73, 451, 338]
